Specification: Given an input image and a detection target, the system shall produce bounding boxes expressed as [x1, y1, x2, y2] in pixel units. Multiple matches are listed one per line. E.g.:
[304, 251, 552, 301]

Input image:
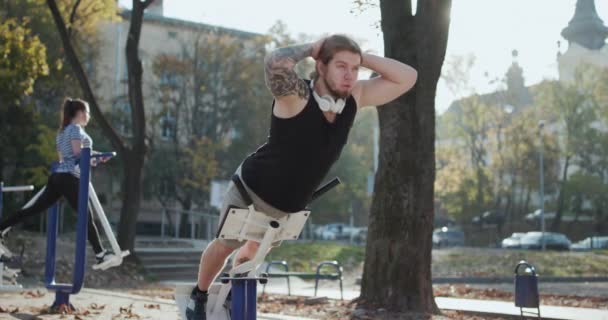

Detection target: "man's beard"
[321, 77, 350, 100]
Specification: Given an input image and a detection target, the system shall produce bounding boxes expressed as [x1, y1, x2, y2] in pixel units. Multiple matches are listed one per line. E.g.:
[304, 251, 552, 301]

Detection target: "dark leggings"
[0, 173, 104, 254]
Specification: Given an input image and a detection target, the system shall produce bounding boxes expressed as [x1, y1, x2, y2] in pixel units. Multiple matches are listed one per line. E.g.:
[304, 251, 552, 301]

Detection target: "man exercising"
[186, 34, 417, 319]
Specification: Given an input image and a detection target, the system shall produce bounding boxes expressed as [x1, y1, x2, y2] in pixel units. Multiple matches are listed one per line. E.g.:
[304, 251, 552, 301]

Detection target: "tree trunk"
[117, 0, 154, 251]
[552, 155, 570, 231]
[475, 167, 485, 210]
[178, 197, 192, 238]
[524, 187, 531, 217]
[359, 0, 452, 314]
[506, 170, 518, 223]
[117, 150, 144, 250]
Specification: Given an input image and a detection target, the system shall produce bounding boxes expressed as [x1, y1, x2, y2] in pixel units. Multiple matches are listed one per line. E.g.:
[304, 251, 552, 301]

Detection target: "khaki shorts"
[216, 167, 289, 249]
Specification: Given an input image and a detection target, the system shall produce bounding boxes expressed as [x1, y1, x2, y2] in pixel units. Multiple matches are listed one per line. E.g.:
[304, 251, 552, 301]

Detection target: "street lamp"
[538, 120, 546, 251]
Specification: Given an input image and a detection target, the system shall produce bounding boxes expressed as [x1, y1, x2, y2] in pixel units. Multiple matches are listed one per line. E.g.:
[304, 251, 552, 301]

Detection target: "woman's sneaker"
[93, 251, 120, 270]
[0, 229, 12, 261]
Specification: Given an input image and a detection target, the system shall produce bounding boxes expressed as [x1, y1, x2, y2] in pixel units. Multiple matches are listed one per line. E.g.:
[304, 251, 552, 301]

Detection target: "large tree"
[535, 72, 595, 231]
[47, 0, 153, 252]
[358, 0, 452, 314]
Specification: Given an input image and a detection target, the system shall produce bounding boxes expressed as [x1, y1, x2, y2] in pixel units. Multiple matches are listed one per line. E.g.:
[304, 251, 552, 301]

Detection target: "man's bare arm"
[353, 53, 418, 108]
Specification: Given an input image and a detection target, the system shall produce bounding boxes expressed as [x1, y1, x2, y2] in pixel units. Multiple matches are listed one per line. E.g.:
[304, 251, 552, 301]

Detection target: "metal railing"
[161, 208, 219, 241]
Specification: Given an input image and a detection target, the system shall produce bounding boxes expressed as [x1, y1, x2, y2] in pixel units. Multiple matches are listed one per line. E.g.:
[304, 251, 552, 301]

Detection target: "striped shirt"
[55, 124, 92, 178]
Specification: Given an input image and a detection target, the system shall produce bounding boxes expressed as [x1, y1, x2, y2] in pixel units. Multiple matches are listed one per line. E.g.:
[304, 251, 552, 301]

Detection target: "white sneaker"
[0, 241, 12, 261]
[93, 252, 121, 270]
[0, 228, 9, 240]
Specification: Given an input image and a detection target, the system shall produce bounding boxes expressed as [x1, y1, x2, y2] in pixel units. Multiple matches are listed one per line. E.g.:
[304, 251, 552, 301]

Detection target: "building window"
[113, 99, 132, 137]
[161, 114, 176, 140]
[160, 71, 180, 88]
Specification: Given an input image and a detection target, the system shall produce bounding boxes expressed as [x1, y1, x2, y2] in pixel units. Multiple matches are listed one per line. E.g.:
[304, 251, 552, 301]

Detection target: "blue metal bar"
[245, 279, 257, 320]
[44, 162, 60, 288]
[44, 197, 60, 286]
[45, 148, 92, 310]
[232, 279, 246, 320]
[90, 152, 116, 159]
[72, 147, 90, 293]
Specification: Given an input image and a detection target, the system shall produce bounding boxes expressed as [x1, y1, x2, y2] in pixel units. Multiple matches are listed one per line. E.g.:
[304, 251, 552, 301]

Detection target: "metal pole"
[0, 182, 4, 220]
[190, 212, 195, 239]
[539, 120, 546, 251]
[161, 208, 165, 238]
[174, 210, 179, 239]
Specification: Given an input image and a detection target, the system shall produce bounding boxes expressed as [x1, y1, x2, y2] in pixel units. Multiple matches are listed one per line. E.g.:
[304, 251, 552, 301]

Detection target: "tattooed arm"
[264, 43, 312, 102]
[264, 40, 323, 105]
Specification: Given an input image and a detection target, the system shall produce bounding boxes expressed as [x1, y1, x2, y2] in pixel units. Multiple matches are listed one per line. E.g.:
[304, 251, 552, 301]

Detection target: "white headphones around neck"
[310, 80, 346, 114]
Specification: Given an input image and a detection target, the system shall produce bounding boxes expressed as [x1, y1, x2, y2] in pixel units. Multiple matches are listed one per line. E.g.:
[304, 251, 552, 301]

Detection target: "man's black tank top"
[241, 81, 357, 212]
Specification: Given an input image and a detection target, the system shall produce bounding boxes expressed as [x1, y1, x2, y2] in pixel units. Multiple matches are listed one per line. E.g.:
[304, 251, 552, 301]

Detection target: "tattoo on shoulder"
[264, 44, 312, 99]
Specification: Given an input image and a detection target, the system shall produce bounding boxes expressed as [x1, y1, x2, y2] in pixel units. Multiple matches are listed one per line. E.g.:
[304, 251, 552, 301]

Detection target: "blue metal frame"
[231, 278, 258, 320]
[45, 148, 92, 310]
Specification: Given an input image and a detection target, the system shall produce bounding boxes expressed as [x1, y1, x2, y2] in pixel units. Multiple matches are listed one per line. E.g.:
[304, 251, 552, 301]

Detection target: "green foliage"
[3, 0, 118, 121]
[435, 248, 608, 277]
[435, 57, 608, 226]
[181, 137, 220, 203]
[147, 31, 271, 209]
[0, 18, 51, 192]
[0, 18, 48, 103]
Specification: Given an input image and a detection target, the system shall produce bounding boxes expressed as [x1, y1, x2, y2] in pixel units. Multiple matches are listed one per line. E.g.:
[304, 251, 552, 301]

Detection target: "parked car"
[352, 227, 367, 244]
[472, 210, 505, 227]
[525, 210, 556, 222]
[519, 232, 571, 251]
[501, 232, 526, 249]
[317, 223, 356, 240]
[433, 227, 465, 248]
[571, 236, 608, 251]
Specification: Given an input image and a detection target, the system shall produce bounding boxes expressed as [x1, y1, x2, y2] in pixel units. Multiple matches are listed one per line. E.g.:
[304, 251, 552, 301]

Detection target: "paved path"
[259, 278, 608, 320]
[3, 281, 607, 320]
[0, 287, 316, 320]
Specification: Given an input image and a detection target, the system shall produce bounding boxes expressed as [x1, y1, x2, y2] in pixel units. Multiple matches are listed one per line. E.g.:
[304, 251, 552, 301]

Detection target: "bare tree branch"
[142, 0, 155, 9]
[67, 0, 82, 38]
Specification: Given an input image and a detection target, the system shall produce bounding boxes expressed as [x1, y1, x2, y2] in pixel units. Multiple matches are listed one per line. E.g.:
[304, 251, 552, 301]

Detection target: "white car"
[318, 223, 356, 240]
[501, 232, 526, 249]
[571, 236, 608, 251]
[519, 232, 571, 251]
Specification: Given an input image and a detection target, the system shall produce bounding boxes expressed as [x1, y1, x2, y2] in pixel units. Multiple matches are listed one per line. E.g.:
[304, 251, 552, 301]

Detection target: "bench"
[261, 260, 344, 300]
